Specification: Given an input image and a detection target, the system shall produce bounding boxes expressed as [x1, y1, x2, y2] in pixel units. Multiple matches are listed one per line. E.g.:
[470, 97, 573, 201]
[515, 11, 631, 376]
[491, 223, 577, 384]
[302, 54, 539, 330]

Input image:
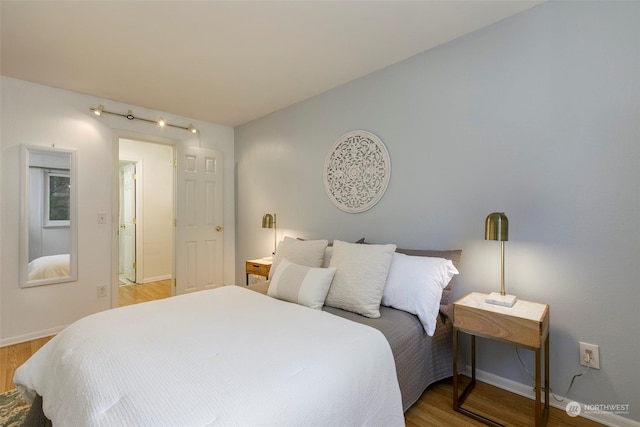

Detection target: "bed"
[27, 254, 70, 281]
[15, 240, 461, 426]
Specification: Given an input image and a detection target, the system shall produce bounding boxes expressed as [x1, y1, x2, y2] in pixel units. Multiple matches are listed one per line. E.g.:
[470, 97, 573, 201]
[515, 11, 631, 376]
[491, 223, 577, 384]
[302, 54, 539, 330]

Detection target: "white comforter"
[14, 286, 404, 427]
[28, 254, 70, 280]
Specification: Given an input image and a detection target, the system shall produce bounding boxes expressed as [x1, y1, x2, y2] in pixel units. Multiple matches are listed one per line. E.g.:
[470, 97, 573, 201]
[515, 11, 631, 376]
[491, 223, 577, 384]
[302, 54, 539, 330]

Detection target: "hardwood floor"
[405, 377, 604, 427]
[118, 279, 173, 306]
[0, 335, 53, 394]
[1, 280, 604, 426]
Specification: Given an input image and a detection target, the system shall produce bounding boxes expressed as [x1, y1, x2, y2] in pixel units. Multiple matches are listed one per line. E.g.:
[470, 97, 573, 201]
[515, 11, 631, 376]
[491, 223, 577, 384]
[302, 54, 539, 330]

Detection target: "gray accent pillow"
[325, 240, 397, 318]
[268, 237, 328, 279]
[267, 259, 336, 309]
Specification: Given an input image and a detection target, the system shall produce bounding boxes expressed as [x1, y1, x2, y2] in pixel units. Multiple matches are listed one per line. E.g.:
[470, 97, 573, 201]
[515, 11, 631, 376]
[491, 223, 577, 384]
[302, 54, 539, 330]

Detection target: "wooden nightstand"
[453, 292, 550, 427]
[245, 259, 272, 285]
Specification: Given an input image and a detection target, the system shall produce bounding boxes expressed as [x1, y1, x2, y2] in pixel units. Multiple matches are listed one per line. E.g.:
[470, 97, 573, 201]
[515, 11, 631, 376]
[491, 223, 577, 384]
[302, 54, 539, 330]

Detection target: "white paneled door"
[120, 162, 136, 283]
[175, 145, 224, 294]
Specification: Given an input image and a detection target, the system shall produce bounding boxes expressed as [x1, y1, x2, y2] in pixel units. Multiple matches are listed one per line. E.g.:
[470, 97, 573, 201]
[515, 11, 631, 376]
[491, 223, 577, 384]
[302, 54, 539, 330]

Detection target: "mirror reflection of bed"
[27, 254, 70, 281]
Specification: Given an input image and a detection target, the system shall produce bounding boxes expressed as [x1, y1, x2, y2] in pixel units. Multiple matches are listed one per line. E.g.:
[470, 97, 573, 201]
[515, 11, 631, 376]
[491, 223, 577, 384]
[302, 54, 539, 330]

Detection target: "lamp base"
[485, 292, 517, 307]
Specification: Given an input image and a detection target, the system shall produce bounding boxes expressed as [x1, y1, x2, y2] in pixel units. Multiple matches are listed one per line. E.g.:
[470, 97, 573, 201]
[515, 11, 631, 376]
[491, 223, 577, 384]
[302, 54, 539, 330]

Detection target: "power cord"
[515, 347, 590, 402]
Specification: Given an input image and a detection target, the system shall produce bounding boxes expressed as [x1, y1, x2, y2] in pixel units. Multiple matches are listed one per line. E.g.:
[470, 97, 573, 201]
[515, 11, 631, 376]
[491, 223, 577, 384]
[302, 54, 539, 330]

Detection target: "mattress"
[248, 280, 453, 411]
[17, 286, 404, 427]
[324, 304, 452, 411]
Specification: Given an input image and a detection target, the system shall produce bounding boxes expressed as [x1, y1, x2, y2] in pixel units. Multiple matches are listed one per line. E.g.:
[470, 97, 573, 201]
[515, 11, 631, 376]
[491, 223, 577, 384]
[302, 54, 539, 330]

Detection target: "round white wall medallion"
[324, 130, 391, 213]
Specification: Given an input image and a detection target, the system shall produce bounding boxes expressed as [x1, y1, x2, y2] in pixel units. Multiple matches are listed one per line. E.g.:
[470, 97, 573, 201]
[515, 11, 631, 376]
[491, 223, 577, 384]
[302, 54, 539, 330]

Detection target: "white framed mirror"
[20, 145, 77, 287]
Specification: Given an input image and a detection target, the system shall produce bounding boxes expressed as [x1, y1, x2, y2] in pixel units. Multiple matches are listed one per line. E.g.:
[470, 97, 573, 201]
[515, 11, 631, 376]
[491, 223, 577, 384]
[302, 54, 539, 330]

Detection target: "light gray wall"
[236, 1, 640, 421]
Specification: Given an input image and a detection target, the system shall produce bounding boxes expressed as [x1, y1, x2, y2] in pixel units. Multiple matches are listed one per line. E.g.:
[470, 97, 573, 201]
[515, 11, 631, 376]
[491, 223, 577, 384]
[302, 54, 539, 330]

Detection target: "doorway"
[118, 138, 175, 303]
[118, 160, 137, 284]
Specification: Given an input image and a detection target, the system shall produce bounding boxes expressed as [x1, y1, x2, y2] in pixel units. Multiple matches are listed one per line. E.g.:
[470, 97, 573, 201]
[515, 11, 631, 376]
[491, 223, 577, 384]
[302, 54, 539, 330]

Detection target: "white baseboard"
[463, 365, 640, 427]
[142, 275, 172, 284]
[0, 325, 67, 347]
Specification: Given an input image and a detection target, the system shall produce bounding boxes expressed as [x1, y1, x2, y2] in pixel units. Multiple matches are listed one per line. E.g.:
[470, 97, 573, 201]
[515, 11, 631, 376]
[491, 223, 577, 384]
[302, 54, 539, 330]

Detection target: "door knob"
[216, 225, 223, 232]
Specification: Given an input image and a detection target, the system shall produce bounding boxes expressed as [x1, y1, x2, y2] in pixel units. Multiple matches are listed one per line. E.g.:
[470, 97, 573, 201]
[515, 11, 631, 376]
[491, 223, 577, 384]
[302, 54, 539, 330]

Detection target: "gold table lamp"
[485, 212, 516, 307]
[262, 213, 277, 255]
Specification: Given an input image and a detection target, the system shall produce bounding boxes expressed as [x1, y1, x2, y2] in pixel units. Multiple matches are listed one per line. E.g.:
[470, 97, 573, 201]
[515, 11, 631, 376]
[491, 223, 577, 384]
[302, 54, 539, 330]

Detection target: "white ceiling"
[1, 1, 543, 127]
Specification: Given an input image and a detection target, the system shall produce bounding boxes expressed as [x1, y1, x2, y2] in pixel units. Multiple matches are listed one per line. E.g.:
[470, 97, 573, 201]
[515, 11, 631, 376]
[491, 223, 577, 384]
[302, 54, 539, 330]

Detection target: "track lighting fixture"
[90, 106, 198, 134]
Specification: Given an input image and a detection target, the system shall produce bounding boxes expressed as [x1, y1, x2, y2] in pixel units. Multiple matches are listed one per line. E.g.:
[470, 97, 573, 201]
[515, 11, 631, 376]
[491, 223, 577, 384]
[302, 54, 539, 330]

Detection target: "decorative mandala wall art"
[323, 130, 391, 213]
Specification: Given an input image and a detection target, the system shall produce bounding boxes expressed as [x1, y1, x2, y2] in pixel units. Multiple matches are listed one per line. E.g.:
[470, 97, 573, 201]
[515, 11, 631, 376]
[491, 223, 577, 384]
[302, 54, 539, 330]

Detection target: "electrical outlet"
[97, 212, 106, 224]
[579, 342, 600, 369]
[97, 285, 107, 298]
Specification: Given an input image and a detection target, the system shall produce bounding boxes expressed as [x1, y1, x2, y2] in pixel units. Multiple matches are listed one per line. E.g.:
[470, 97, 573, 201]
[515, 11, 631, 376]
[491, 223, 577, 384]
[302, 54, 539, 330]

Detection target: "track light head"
[158, 117, 166, 127]
[93, 105, 104, 116]
[188, 124, 198, 134]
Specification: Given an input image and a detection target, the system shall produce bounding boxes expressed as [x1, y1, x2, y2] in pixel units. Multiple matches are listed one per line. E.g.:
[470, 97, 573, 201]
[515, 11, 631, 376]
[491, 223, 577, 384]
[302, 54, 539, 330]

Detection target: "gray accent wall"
[236, 1, 640, 422]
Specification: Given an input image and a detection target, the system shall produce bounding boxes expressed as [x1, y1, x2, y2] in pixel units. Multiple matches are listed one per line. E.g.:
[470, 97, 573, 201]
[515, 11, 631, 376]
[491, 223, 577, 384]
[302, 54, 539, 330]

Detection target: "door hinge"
[132, 173, 137, 180]
[132, 217, 137, 225]
[173, 218, 177, 227]
[132, 262, 136, 269]
[173, 278, 177, 288]
[173, 158, 177, 167]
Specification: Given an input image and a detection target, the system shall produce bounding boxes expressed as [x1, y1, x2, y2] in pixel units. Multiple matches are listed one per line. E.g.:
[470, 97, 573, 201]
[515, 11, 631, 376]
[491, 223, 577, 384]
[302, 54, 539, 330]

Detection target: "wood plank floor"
[1, 280, 604, 426]
[0, 335, 53, 394]
[118, 279, 172, 306]
[405, 377, 604, 426]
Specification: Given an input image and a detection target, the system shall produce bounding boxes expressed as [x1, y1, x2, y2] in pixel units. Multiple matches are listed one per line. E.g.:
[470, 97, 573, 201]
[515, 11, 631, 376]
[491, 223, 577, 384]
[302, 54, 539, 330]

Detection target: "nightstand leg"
[452, 329, 477, 409]
[471, 335, 476, 383]
[544, 334, 550, 425]
[453, 327, 459, 409]
[534, 335, 550, 427]
[535, 348, 541, 426]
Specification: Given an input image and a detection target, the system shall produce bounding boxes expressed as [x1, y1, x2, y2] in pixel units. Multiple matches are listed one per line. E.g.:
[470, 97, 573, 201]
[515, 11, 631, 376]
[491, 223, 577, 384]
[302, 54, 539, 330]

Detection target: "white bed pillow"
[267, 259, 337, 309]
[381, 253, 459, 336]
[269, 236, 329, 279]
[325, 240, 397, 318]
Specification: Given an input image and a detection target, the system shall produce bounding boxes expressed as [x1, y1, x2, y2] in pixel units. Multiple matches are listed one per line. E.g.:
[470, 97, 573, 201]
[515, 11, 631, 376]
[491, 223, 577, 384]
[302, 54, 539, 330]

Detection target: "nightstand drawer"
[246, 261, 271, 277]
[454, 292, 549, 349]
